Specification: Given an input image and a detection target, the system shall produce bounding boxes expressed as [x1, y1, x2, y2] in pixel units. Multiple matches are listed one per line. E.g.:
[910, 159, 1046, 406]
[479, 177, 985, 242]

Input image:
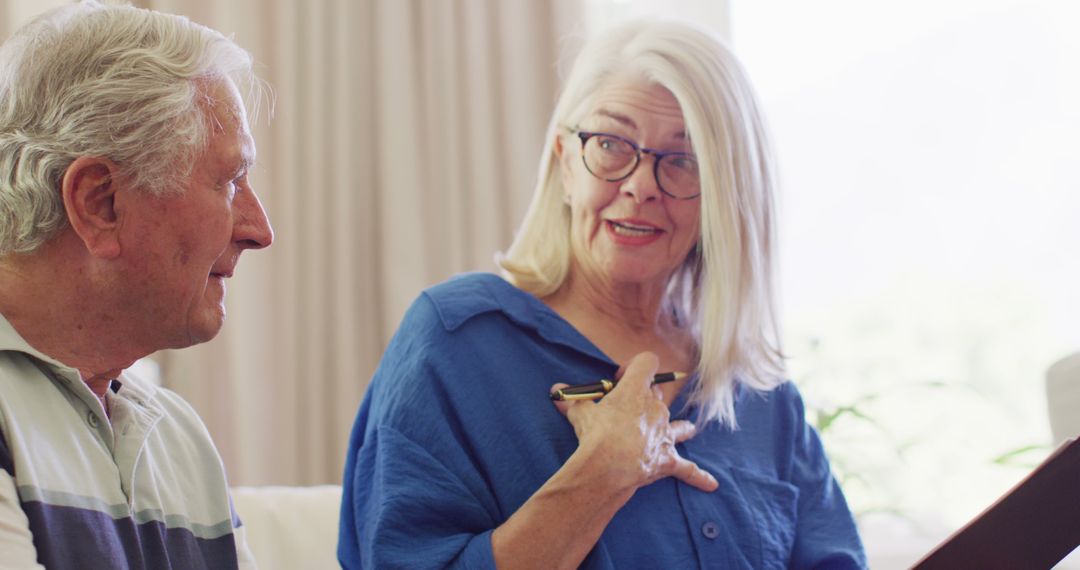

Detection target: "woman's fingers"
[552, 352, 661, 423]
[550, 353, 716, 493]
[550, 383, 574, 417]
[669, 456, 719, 492]
[655, 424, 716, 492]
[668, 420, 697, 443]
[610, 352, 659, 396]
[550, 383, 603, 441]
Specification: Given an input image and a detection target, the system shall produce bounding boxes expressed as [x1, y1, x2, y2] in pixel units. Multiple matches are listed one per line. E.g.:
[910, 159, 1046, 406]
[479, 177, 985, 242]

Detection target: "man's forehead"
[209, 103, 244, 133]
[199, 79, 256, 163]
[202, 82, 247, 132]
[221, 130, 256, 170]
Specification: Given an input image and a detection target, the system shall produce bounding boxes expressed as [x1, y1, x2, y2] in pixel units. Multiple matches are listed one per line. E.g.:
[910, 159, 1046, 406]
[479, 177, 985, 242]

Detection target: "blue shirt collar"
[423, 273, 737, 420]
[425, 273, 614, 366]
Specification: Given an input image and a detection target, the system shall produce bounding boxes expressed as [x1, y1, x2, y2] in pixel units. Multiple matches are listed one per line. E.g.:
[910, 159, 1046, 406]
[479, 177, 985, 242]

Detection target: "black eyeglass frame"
[573, 129, 701, 200]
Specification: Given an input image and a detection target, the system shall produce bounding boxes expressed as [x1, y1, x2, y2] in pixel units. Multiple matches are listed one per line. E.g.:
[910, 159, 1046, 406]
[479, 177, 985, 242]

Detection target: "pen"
[550, 371, 688, 401]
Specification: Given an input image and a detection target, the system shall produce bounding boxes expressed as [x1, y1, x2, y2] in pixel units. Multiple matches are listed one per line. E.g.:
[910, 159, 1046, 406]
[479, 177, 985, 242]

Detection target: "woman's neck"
[546, 265, 665, 329]
[543, 267, 695, 376]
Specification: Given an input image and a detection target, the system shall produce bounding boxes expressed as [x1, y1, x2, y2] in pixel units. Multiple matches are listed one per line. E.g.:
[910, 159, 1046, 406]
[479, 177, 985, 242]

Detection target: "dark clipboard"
[912, 438, 1080, 569]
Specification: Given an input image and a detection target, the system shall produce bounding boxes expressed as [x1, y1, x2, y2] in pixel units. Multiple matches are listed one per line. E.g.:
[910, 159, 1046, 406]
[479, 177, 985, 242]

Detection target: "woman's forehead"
[586, 76, 684, 125]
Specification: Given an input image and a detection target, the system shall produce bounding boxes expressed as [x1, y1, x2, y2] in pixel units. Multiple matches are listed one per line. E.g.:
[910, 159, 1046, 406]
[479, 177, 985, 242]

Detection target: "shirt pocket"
[728, 466, 799, 569]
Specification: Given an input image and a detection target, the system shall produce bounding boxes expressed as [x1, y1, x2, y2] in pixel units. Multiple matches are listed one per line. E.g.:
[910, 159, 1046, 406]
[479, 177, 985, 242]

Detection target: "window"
[585, 0, 1080, 553]
[731, 0, 1080, 533]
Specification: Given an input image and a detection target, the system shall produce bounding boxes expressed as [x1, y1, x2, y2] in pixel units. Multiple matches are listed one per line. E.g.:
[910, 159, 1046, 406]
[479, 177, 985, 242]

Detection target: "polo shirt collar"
[0, 312, 159, 406]
[0, 312, 78, 374]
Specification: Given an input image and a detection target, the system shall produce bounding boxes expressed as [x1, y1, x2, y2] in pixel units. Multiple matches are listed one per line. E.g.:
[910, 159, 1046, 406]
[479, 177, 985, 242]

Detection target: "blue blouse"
[339, 273, 866, 569]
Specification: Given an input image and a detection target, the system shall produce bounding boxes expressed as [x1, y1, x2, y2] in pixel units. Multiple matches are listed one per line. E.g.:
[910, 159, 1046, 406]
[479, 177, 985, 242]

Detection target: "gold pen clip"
[549, 372, 686, 402]
[550, 379, 614, 401]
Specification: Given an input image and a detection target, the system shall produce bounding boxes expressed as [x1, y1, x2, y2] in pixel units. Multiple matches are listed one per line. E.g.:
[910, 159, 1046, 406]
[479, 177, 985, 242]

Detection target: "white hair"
[499, 20, 785, 427]
[0, 0, 264, 256]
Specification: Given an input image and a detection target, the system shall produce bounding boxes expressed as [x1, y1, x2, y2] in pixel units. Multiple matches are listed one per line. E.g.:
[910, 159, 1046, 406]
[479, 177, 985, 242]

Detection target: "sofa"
[231, 485, 343, 569]
[1048, 351, 1080, 445]
[230, 352, 1080, 568]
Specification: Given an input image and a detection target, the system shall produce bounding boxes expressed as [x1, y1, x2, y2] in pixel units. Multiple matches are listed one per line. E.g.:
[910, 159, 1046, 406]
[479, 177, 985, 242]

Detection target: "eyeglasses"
[572, 129, 700, 199]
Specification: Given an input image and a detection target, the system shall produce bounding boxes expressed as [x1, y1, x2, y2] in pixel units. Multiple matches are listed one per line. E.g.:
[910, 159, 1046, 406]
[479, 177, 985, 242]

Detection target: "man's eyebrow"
[593, 108, 687, 140]
[228, 155, 255, 178]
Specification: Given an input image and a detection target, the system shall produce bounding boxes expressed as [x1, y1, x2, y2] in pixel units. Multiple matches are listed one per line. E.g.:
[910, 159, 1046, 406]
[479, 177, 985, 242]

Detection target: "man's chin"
[188, 326, 224, 346]
[181, 311, 227, 347]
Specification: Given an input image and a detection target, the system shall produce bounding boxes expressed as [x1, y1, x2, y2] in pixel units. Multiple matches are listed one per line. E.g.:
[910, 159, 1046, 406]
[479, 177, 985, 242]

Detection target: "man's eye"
[225, 172, 247, 194]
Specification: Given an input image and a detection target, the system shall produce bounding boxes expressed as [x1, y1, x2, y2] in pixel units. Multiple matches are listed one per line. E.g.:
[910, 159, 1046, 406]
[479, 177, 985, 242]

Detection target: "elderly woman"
[339, 20, 865, 569]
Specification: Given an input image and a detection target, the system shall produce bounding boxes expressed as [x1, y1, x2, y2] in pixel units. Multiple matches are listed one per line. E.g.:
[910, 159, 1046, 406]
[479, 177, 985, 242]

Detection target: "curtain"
[3, 0, 578, 486]
[151, 0, 579, 486]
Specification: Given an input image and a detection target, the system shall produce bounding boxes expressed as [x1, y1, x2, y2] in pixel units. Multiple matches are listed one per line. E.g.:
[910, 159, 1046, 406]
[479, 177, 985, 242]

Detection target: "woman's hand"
[493, 352, 716, 569]
[550, 352, 719, 494]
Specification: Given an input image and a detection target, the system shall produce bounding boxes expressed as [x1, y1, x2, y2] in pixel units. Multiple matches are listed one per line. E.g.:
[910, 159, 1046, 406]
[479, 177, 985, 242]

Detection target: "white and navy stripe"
[0, 315, 255, 569]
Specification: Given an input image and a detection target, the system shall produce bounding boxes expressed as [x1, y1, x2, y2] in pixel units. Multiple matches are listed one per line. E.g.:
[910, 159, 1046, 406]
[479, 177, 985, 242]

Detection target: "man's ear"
[60, 157, 121, 259]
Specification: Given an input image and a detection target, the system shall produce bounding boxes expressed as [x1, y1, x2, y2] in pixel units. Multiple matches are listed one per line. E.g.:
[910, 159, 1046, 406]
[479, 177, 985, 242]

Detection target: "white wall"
[1, 0, 69, 38]
[583, 0, 729, 38]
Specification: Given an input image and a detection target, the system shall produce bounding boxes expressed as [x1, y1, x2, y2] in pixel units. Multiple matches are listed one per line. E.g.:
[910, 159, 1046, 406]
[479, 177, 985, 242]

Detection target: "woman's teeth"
[609, 221, 659, 236]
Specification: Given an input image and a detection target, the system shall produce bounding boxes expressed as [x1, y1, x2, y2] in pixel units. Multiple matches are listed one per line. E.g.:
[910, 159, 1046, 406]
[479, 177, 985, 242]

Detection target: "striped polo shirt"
[0, 315, 255, 569]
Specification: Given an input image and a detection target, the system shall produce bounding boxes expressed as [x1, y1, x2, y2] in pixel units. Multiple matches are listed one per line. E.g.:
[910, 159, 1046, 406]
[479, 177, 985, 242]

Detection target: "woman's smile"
[605, 218, 665, 245]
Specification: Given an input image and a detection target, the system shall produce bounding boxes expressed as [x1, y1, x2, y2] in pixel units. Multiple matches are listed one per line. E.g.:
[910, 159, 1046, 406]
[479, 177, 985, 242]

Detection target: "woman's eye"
[597, 137, 630, 155]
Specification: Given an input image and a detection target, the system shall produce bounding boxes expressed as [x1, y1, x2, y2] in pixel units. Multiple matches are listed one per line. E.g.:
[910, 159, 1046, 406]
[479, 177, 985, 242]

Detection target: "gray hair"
[0, 0, 262, 256]
[500, 20, 785, 427]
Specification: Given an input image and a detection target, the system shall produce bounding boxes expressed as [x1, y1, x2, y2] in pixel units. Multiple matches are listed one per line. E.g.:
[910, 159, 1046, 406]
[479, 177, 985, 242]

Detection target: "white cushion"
[231, 485, 342, 570]
[1047, 352, 1080, 445]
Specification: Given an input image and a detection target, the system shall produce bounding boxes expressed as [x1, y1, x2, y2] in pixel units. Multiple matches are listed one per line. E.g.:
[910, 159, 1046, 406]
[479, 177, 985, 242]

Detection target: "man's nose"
[233, 187, 273, 249]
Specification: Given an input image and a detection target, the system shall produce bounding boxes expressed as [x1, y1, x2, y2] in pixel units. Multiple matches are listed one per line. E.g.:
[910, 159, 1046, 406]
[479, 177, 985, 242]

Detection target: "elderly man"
[0, 2, 271, 568]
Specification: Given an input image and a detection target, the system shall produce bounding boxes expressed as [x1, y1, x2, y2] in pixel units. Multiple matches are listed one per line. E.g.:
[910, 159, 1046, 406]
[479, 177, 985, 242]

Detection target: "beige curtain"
[3, 0, 577, 486]
[152, 0, 580, 486]
[1, 0, 69, 36]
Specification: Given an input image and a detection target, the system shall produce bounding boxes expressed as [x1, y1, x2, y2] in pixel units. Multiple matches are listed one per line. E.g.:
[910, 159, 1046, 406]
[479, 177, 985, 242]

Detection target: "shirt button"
[87, 411, 99, 428]
[701, 521, 720, 539]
